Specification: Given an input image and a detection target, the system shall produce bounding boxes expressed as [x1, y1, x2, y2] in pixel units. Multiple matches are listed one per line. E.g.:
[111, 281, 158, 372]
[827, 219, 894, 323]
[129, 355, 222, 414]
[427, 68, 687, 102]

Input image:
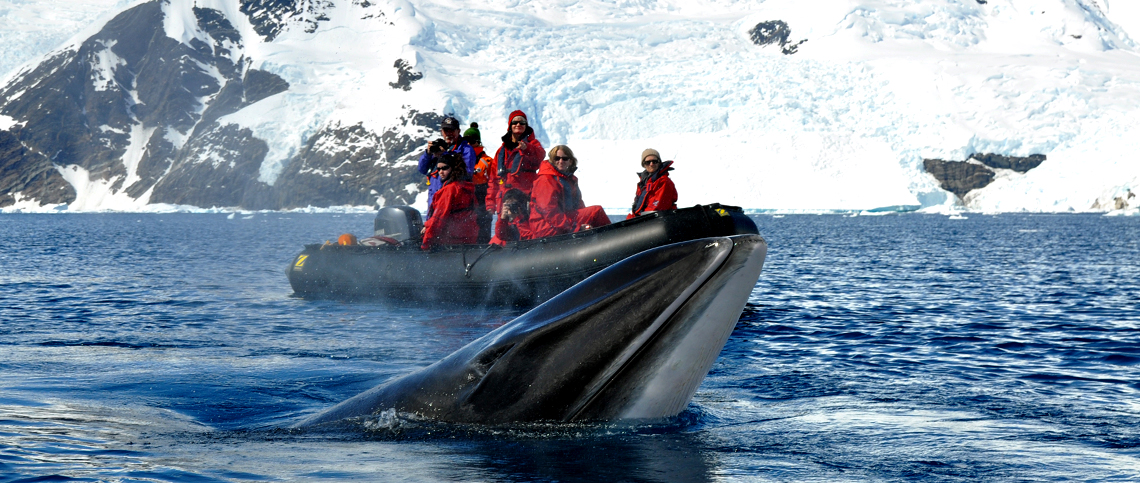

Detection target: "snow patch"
[0, 192, 67, 212]
[0, 113, 21, 131]
[121, 124, 156, 189]
[56, 164, 152, 212]
[160, 0, 210, 46]
[90, 39, 125, 91]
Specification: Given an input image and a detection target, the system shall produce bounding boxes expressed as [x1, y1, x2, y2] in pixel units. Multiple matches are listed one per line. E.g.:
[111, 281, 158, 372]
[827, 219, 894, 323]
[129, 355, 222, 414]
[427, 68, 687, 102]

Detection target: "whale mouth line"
[563, 238, 738, 422]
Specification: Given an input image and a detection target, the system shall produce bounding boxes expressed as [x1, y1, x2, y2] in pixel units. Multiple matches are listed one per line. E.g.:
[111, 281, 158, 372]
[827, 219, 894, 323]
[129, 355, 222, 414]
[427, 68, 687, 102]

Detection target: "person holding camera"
[421, 152, 478, 250]
[488, 110, 544, 212]
[489, 188, 535, 245]
[627, 148, 678, 219]
[528, 145, 611, 238]
[417, 116, 477, 218]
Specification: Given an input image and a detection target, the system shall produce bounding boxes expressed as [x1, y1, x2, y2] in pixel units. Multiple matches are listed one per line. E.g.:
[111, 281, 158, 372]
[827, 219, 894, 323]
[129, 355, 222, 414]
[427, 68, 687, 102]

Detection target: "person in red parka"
[528, 145, 611, 238]
[487, 110, 544, 212]
[489, 188, 536, 245]
[421, 153, 478, 250]
[627, 148, 678, 219]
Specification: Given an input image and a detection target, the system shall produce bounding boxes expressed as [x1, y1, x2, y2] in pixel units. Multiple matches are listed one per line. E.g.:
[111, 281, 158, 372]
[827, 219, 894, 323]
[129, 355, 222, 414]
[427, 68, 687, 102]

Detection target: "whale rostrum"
[298, 235, 767, 426]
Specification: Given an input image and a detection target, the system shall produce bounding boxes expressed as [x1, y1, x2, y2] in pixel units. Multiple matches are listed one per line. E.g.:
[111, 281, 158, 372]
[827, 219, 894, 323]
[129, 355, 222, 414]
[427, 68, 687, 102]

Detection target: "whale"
[298, 234, 767, 426]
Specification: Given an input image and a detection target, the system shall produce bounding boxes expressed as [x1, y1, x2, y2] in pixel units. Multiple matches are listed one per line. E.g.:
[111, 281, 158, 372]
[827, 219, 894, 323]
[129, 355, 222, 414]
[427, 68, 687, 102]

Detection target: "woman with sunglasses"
[627, 148, 677, 219]
[421, 153, 478, 250]
[528, 145, 611, 238]
[488, 110, 544, 212]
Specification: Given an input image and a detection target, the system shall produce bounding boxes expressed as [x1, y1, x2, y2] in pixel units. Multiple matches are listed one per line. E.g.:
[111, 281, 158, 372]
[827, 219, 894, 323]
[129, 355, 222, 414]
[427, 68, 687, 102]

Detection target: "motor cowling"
[373, 206, 424, 243]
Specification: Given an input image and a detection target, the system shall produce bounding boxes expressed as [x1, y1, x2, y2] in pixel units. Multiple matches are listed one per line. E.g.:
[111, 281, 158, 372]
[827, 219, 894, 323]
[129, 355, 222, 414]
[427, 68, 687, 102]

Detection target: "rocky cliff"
[923, 153, 1046, 201]
[0, 0, 432, 210]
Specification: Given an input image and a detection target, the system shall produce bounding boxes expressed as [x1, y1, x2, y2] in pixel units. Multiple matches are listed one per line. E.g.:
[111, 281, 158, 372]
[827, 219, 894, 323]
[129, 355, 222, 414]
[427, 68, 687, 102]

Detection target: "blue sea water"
[1, 212, 1138, 482]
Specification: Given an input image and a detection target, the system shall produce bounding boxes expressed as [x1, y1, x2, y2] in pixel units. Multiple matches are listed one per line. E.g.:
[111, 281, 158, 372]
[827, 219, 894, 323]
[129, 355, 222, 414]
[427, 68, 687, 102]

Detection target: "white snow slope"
[0, 0, 139, 86]
[3, 0, 1140, 213]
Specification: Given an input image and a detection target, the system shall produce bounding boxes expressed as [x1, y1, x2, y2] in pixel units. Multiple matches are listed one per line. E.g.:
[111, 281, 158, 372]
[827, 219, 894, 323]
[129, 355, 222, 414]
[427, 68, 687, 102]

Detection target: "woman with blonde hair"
[528, 144, 611, 238]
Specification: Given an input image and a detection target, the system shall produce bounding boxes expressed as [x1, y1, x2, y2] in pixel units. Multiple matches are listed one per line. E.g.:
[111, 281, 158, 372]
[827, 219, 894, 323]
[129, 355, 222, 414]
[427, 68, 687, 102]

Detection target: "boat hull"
[286, 204, 757, 305]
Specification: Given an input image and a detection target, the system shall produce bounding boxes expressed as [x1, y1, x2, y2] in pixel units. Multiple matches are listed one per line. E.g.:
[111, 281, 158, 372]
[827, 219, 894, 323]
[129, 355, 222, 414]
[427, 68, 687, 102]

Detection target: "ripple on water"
[0, 213, 1138, 481]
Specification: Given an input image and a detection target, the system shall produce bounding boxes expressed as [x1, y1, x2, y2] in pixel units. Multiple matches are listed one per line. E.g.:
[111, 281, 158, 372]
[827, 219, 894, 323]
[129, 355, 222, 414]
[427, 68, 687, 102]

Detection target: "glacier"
[1, 0, 1138, 214]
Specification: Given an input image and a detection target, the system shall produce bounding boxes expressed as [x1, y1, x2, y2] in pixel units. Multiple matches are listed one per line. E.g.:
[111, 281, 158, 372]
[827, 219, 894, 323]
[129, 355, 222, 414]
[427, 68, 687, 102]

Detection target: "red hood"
[538, 160, 575, 179]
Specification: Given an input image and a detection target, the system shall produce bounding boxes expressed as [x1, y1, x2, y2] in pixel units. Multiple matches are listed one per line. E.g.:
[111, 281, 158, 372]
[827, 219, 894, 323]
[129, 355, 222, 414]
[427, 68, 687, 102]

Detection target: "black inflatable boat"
[287, 203, 758, 305]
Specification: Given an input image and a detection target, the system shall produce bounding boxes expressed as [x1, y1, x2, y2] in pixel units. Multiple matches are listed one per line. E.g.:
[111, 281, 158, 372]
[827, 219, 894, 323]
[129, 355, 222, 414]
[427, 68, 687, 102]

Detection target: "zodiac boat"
[286, 203, 758, 305]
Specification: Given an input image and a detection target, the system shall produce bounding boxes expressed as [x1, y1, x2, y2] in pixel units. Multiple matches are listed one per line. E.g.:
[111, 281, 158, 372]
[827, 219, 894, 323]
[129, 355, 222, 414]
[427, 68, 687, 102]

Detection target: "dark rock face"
[923, 159, 996, 199]
[239, 0, 334, 41]
[270, 115, 433, 209]
[0, 1, 237, 199]
[968, 153, 1045, 173]
[390, 59, 423, 91]
[1, 0, 433, 210]
[748, 21, 807, 55]
[0, 130, 74, 207]
[924, 153, 1046, 200]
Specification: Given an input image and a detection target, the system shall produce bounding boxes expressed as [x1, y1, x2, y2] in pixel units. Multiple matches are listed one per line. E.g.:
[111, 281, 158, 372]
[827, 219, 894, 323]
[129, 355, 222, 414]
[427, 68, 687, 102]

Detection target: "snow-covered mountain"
[1, 0, 1138, 213]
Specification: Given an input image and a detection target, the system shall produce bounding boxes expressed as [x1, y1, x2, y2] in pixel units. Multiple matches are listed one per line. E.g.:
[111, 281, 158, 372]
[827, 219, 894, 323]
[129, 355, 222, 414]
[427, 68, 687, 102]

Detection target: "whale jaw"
[298, 235, 767, 427]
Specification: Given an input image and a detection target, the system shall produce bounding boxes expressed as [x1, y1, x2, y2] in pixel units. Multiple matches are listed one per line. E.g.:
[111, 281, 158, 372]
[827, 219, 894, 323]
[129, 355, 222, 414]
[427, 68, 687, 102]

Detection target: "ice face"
[2, 0, 1138, 213]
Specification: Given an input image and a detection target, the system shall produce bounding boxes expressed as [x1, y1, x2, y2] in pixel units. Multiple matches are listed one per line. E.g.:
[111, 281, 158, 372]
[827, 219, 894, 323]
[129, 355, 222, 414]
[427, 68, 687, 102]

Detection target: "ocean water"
[1, 212, 1137, 482]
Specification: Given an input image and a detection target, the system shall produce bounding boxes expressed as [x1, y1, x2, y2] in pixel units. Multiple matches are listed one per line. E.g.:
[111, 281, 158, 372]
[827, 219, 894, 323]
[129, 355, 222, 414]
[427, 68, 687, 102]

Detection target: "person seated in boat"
[490, 188, 536, 245]
[464, 122, 494, 244]
[418, 116, 477, 218]
[529, 145, 611, 238]
[627, 148, 678, 219]
[488, 110, 544, 212]
[421, 153, 478, 250]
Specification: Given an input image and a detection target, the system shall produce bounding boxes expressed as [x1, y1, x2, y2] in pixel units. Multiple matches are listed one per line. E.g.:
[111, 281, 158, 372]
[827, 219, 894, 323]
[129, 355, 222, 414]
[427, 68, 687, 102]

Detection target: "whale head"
[299, 234, 767, 426]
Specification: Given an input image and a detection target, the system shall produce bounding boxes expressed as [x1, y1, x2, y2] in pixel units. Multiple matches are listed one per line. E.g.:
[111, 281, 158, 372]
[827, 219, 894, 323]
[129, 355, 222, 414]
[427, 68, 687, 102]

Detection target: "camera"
[429, 138, 447, 154]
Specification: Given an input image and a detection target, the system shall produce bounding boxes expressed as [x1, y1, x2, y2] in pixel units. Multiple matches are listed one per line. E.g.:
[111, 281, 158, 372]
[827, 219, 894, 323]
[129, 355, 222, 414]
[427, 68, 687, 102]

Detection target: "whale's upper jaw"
[564, 235, 768, 421]
[297, 235, 767, 426]
[448, 235, 768, 423]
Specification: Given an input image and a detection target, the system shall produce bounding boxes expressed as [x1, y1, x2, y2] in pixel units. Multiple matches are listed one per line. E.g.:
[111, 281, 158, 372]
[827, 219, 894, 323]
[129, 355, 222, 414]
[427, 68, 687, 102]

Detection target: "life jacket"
[496, 128, 537, 178]
[631, 161, 675, 215]
[472, 149, 492, 185]
[422, 178, 478, 248]
[554, 170, 582, 213]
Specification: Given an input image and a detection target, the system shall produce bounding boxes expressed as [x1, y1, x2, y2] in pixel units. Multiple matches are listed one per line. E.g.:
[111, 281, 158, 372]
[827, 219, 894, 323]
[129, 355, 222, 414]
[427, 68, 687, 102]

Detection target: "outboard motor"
[373, 206, 424, 244]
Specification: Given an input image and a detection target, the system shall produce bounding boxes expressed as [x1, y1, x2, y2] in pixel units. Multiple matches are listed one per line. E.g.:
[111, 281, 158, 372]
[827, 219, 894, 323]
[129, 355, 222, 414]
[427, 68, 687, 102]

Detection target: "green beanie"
[463, 122, 481, 143]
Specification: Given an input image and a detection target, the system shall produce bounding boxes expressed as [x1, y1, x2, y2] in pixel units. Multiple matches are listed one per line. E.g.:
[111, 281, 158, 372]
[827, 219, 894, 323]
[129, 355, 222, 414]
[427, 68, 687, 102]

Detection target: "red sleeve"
[648, 177, 678, 211]
[520, 138, 544, 172]
[529, 175, 576, 237]
[490, 216, 514, 246]
[486, 152, 501, 212]
[517, 218, 536, 240]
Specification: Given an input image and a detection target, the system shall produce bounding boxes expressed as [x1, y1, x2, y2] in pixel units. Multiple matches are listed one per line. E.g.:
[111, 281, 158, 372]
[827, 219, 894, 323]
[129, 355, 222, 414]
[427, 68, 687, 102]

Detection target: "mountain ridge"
[1, 0, 1138, 213]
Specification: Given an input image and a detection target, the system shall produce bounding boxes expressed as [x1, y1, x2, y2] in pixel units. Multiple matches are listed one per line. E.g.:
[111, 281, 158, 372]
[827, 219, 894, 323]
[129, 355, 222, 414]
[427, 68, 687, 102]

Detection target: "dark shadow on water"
[265, 410, 718, 482]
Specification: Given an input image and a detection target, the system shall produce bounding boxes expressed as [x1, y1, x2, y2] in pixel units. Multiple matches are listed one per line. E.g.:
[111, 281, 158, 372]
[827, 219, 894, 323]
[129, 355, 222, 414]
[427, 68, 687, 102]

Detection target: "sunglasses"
[552, 156, 573, 162]
[435, 165, 451, 171]
[642, 158, 661, 166]
[511, 120, 527, 126]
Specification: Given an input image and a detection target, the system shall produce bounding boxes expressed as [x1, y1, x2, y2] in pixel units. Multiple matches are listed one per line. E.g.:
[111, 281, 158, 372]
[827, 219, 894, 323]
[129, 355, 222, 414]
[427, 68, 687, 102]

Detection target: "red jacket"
[529, 161, 587, 238]
[488, 113, 544, 212]
[627, 161, 678, 219]
[489, 216, 536, 245]
[421, 179, 478, 249]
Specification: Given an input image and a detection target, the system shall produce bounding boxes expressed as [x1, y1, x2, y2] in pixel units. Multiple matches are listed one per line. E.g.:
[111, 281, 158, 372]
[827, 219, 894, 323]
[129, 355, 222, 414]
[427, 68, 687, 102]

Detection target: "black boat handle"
[464, 245, 498, 278]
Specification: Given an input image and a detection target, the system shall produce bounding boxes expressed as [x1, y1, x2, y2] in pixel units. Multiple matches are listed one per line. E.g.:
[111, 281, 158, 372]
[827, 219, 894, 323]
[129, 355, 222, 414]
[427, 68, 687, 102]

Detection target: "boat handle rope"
[464, 245, 498, 278]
